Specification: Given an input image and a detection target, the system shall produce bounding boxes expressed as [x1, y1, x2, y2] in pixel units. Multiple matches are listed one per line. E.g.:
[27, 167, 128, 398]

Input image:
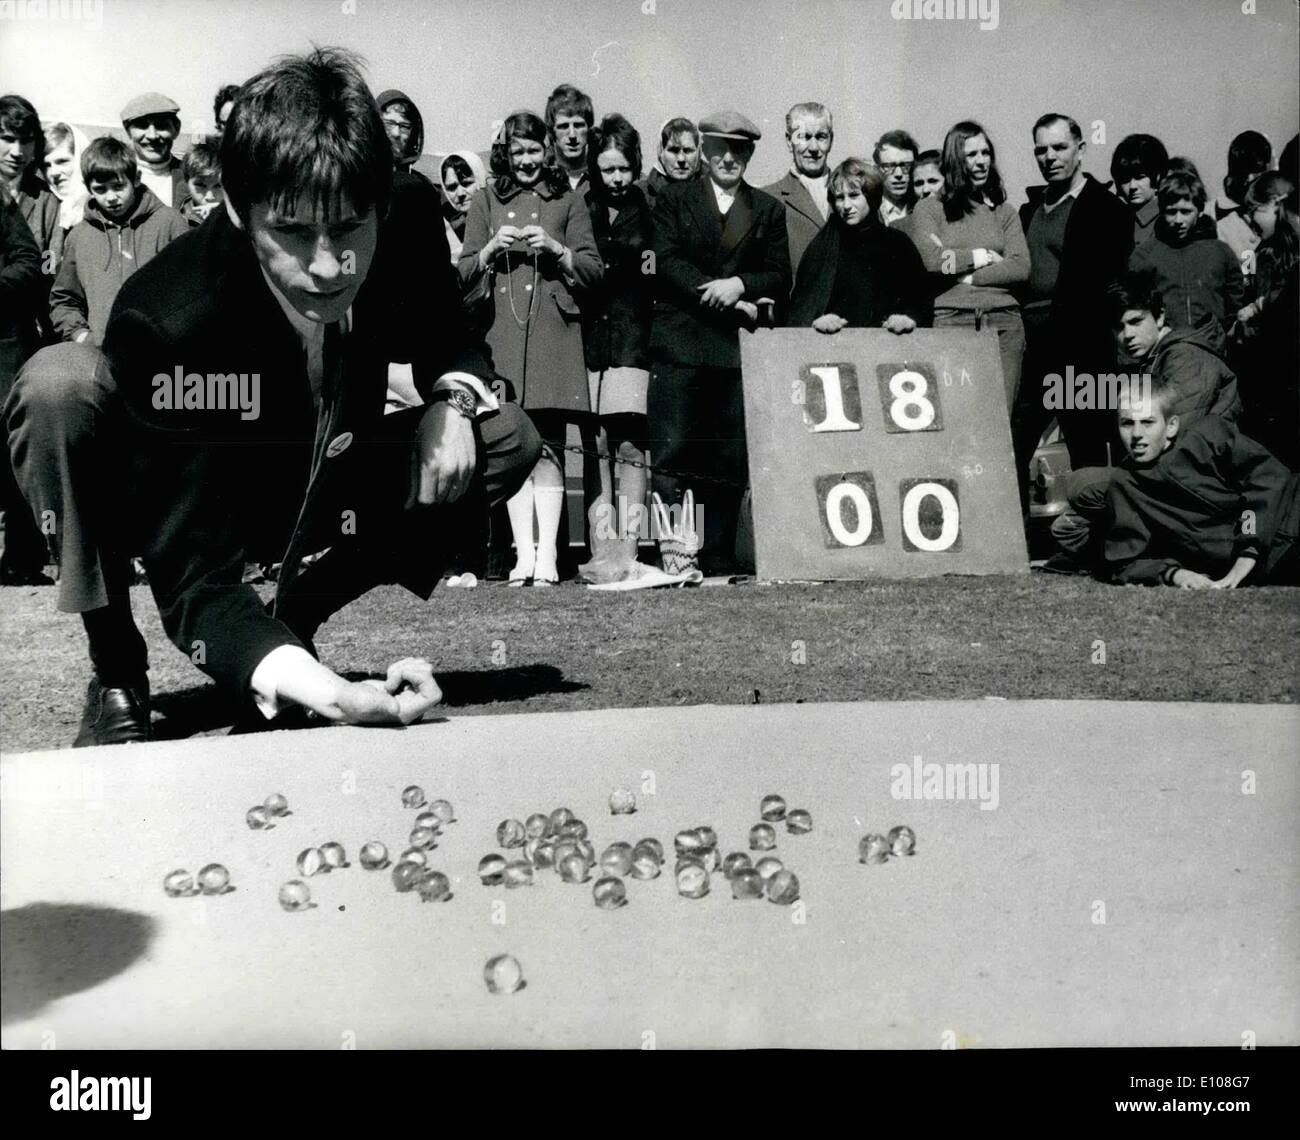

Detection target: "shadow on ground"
[1, 903, 156, 1025]
[149, 664, 588, 740]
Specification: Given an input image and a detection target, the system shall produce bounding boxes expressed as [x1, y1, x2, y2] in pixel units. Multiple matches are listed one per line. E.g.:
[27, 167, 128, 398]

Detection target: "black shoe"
[74, 677, 152, 747]
[0, 563, 56, 586]
[1035, 552, 1092, 576]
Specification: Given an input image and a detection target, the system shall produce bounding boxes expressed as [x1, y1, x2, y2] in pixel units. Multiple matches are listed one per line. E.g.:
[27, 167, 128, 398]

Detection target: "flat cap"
[698, 111, 761, 142]
[120, 92, 180, 124]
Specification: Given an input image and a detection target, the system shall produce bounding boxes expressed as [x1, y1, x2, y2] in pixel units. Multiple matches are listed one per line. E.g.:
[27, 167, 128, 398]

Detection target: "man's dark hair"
[659, 117, 698, 148]
[1031, 113, 1082, 142]
[1109, 269, 1165, 324]
[81, 136, 138, 186]
[545, 83, 594, 131]
[213, 84, 241, 126]
[1111, 133, 1169, 186]
[220, 47, 392, 225]
[1224, 129, 1272, 203]
[872, 129, 918, 164]
[1157, 167, 1207, 211]
[589, 113, 643, 186]
[0, 94, 45, 175]
[915, 148, 941, 167]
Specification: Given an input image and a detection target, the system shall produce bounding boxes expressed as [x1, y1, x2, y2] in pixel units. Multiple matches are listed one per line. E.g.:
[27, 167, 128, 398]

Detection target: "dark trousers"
[5, 342, 540, 683]
[647, 362, 748, 567]
[0, 334, 48, 577]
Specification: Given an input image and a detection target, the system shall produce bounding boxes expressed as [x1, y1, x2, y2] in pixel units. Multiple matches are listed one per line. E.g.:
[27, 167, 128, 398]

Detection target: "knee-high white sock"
[506, 477, 536, 572]
[533, 485, 566, 567]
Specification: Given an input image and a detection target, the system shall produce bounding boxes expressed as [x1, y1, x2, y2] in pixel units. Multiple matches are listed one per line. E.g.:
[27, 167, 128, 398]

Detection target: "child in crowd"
[1097, 380, 1299, 587]
[911, 149, 943, 201]
[49, 136, 187, 346]
[1232, 172, 1298, 468]
[580, 113, 653, 581]
[1110, 133, 1168, 248]
[43, 122, 89, 230]
[906, 120, 1030, 410]
[1214, 130, 1272, 264]
[180, 141, 224, 226]
[1127, 166, 1245, 358]
[788, 157, 931, 332]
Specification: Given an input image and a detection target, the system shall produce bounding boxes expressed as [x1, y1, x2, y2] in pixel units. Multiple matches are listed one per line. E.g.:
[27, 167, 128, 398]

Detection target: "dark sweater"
[788, 217, 932, 329]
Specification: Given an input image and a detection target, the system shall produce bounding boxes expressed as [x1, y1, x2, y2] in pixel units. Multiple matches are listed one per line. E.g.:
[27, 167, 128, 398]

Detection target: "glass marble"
[888, 825, 916, 857]
[297, 847, 324, 877]
[427, 799, 456, 824]
[575, 839, 596, 866]
[320, 841, 348, 868]
[557, 819, 588, 841]
[694, 826, 718, 850]
[399, 847, 428, 867]
[478, 853, 507, 884]
[401, 785, 426, 809]
[497, 819, 527, 849]
[163, 869, 194, 897]
[674, 830, 704, 858]
[600, 842, 634, 877]
[264, 793, 289, 817]
[558, 853, 591, 883]
[245, 806, 273, 831]
[503, 860, 534, 889]
[524, 813, 551, 840]
[858, 834, 890, 864]
[755, 856, 784, 880]
[630, 853, 661, 880]
[409, 826, 438, 851]
[722, 852, 752, 879]
[786, 809, 813, 835]
[278, 880, 312, 911]
[730, 868, 764, 899]
[484, 954, 523, 995]
[766, 869, 800, 905]
[675, 861, 710, 899]
[701, 847, 721, 873]
[552, 840, 579, 867]
[760, 795, 787, 822]
[531, 841, 556, 870]
[749, 823, 777, 851]
[549, 807, 575, 831]
[593, 876, 628, 909]
[635, 838, 665, 863]
[414, 811, 442, 833]
[608, 789, 637, 815]
[416, 870, 452, 903]
[359, 841, 389, 870]
[197, 863, 230, 895]
[392, 861, 423, 892]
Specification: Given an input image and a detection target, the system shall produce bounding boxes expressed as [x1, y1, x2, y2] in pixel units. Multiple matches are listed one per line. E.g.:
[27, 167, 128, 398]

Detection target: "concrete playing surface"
[2, 699, 1297, 1049]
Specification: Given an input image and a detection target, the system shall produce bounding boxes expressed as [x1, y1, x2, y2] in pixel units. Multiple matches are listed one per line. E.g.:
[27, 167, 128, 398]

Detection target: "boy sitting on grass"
[1098, 382, 1299, 587]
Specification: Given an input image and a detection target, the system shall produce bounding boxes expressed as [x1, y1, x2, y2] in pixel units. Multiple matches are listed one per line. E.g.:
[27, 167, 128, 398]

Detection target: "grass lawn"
[1, 572, 1296, 753]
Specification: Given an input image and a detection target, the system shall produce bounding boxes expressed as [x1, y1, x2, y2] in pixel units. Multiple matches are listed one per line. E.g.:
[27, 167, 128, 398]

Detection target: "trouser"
[646, 362, 748, 567]
[0, 334, 48, 576]
[933, 306, 1024, 412]
[5, 342, 541, 685]
[1049, 467, 1115, 563]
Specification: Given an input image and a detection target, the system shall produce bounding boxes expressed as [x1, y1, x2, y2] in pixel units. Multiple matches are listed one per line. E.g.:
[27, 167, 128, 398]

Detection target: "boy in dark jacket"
[179, 141, 224, 227]
[1099, 382, 1299, 588]
[1127, 168, 1245, 359]
[49, 137, 187, 346]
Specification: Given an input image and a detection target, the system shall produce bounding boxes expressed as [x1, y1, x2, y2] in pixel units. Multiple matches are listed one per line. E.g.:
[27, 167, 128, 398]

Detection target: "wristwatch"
[430, 387, 478, 419]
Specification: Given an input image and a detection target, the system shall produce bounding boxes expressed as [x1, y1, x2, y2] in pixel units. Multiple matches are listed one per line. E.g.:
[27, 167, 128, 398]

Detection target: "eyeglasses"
[878, 162, 915, 174]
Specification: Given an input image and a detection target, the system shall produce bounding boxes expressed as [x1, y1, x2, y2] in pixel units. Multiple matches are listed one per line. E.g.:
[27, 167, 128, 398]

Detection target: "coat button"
[525, 284, 533, 291]
[531, 212, 538, 219]
[507, 211, 516, 219]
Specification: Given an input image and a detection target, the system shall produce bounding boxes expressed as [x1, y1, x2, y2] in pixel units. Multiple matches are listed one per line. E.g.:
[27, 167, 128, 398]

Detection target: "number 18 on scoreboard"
[739, 329, 1028, 580]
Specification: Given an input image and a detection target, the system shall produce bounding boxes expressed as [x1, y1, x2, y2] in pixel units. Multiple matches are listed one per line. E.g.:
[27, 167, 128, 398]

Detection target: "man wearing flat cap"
[648, 110, 790, 575]
[121, 92, 185, 208]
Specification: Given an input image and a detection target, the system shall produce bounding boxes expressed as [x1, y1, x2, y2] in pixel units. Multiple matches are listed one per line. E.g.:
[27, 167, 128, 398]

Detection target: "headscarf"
[43, 121, 91, 229]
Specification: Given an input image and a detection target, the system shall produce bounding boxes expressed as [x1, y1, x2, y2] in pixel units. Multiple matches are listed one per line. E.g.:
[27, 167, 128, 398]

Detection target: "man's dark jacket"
[103, 175, 489, 698]
[649, 177, 791, 369]
[1019, 174, 1134, 367]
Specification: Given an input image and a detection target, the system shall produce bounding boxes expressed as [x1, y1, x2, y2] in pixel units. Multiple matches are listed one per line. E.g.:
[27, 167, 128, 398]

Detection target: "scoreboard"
[739, 328, 1028, 580]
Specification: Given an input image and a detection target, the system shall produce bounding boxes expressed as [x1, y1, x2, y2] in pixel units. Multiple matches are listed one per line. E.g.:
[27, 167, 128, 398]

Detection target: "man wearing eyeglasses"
[873, 129, 920, 228]
[376, 89, 425, 176]
[761, 102, 834, 278]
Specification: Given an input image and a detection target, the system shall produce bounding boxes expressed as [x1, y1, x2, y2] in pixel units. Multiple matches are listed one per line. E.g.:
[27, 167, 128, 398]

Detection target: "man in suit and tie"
[761, 102, 834, 279]
[648, 111, 791, 575]
[4, 47, 541, 746]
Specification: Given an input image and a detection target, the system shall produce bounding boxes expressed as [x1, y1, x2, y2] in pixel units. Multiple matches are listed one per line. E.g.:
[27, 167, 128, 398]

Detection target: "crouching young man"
[3, 48, 540, 745]
[1098, 383, 1299, 587]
